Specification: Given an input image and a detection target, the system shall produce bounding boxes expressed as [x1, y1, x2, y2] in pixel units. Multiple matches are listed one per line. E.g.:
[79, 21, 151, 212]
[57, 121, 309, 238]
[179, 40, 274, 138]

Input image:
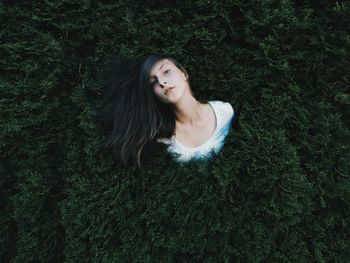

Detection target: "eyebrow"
[149, 63, 169, 79]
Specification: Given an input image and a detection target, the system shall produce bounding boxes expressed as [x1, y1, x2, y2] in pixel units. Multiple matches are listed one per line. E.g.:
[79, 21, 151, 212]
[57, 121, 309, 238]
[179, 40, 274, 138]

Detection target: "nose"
[159, 78, 169, 88]
[160, 83, 169, 89]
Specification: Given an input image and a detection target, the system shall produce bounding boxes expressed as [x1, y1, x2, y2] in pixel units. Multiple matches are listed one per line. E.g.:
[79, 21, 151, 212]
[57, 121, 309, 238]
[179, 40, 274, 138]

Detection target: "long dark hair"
[94, 53, 195, 168]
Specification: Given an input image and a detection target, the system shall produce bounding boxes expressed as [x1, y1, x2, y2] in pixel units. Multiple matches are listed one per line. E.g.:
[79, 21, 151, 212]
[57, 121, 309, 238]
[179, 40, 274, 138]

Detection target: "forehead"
[149, 59, 174, 76]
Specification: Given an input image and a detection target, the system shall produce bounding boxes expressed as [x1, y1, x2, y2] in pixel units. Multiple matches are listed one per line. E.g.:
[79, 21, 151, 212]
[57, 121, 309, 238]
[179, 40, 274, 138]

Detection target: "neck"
[172, 95, 203, 126]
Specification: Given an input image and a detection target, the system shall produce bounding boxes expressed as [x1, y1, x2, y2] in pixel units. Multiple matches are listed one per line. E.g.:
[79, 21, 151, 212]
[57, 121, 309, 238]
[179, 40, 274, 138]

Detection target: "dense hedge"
[1, 0, 349, 262]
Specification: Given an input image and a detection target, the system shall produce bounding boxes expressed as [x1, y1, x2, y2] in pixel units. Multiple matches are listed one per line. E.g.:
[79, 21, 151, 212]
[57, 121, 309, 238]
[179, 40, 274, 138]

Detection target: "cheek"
[177, 78, 187, 90]
[153, 87, 163, 97]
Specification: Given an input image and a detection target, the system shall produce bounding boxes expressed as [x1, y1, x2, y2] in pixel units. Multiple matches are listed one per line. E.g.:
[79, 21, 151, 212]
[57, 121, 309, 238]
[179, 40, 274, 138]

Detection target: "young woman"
[95, 53, 234, 168]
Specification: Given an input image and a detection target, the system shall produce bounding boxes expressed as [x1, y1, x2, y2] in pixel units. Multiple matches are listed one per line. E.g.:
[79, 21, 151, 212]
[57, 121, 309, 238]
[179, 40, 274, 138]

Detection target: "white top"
[157, 100, 234, 163]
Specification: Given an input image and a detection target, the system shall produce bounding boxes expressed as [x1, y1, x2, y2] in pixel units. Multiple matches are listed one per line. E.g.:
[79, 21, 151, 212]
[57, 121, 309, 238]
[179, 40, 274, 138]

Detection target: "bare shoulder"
[203, 102, 215, 122]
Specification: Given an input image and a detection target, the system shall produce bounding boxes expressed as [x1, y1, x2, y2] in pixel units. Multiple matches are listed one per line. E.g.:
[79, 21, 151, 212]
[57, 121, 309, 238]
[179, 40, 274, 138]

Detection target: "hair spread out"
[94, 53, 194, 168]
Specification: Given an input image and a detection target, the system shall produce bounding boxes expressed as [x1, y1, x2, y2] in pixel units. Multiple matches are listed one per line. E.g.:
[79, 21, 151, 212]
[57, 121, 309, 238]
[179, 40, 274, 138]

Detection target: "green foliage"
[1, 0, 349, 262]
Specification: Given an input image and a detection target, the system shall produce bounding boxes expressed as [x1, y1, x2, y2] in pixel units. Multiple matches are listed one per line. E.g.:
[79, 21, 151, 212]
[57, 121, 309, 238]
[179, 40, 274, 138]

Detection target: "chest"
[174, 108, 217, 148]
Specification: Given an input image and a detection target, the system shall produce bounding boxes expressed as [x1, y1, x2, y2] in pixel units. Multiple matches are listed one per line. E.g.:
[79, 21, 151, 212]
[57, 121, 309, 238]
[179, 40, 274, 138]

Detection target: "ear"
[182, 71, 188, 80]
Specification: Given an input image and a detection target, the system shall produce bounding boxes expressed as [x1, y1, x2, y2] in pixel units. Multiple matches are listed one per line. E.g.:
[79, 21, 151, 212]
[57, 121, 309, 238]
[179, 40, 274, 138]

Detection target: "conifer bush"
[1, 0, 349, 262]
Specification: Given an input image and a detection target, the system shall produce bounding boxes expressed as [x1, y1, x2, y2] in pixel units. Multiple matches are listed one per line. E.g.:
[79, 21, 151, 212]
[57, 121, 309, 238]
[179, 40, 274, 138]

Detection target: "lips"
[164, 87, 175, 95]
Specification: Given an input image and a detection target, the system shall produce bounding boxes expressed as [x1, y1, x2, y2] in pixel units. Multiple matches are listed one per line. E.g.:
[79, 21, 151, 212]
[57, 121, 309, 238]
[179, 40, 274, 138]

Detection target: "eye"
[164, 69, 170, 74]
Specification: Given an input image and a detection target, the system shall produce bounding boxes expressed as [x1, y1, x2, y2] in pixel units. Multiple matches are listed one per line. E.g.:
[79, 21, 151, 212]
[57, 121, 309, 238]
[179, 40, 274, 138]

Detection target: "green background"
[1, 0, 349, 262]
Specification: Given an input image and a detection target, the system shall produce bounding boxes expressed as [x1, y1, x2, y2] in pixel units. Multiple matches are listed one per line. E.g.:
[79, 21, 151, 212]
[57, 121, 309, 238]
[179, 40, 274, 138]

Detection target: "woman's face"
[149, 59, 189, 104]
